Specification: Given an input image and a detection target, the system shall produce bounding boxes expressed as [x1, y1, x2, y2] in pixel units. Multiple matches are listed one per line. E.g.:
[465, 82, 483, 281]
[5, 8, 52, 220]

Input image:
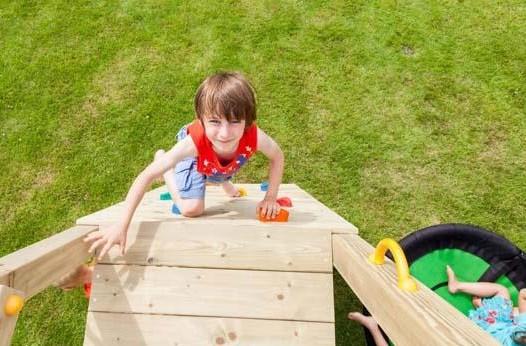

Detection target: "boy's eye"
[230, 120, 241, 124]
[208, 119, 220, 125]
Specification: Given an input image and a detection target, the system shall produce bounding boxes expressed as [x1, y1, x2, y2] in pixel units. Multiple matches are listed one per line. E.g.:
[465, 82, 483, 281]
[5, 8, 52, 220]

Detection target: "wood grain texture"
[100, 222, 332, 272]
[0, 225, 97, 298]
[0, 268, 10, 287]
[77, 184, 357, 234]
[0, 285, 25, 346]
[85, 311, 335, 346]
[332, 234, 499, 346]
[89, 265, 334, 323]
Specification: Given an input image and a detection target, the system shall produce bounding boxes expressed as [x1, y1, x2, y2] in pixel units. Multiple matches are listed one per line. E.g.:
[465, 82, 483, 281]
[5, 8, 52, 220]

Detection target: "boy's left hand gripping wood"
[0, 285, 25, 346]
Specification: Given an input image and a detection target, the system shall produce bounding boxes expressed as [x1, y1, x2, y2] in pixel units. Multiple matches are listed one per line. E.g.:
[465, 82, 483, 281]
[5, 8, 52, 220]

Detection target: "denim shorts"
[174, 125, 233, 199]
[173, 125, 206, 199]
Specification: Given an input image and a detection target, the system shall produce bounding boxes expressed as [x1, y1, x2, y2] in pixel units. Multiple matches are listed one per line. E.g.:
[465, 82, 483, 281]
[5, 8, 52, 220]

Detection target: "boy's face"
[202, 115, 246, 154]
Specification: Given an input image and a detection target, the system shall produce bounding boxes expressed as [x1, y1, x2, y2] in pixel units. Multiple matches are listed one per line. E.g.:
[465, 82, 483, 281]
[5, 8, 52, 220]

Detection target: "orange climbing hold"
[258, 208, 289, 222]
[4, 294, 24, 316]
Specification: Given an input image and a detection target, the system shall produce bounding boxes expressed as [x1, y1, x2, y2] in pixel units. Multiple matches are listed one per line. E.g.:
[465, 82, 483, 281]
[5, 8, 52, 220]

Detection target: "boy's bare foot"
[446, 265, 459, 294]
[347, 312, 380, 331]
[56, 265, 93, 290]
[221, 181, 240, 197]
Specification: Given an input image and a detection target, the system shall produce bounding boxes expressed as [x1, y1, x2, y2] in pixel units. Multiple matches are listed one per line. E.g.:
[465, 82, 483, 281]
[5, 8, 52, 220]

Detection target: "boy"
[84, 71, 284, 260]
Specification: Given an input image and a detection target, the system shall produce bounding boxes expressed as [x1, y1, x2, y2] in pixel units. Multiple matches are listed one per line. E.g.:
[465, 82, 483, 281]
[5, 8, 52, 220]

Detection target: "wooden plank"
[100, 222, 332, 272]
[332, 234, 499, 346]
[89, 265, 334, 322]
[85, 311, 335, 346]
[0, 267, 10, 287]
[0, 225, 98, 298]
[77, 184, 357, 234]
[0, 285, 25, 346]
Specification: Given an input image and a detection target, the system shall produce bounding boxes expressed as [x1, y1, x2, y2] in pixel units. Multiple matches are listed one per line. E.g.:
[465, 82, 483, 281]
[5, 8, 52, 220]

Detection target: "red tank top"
[187, 120, 258, 180]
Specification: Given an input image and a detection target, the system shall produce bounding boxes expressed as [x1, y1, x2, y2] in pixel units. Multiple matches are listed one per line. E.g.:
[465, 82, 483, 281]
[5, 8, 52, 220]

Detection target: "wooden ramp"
[78, 184, 357, 345]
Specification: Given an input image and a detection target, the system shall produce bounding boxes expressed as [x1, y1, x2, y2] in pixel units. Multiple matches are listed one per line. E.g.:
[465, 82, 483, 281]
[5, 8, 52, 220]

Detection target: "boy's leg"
[519, 288, 526, 314]
[56, 264, 93, 290]
[156, 149, 205, 217]
[221, 181, 240, 197]
[158, 150, 205, 217]
[348, 312, 388, 346]
[447, 265, 510, 300]
[156, 149, 185, 205]
[177, 198, 204, 217]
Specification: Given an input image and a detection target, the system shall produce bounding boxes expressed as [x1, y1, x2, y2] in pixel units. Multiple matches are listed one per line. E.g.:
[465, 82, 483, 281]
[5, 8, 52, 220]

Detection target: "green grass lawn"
[1, 0, 525, 344]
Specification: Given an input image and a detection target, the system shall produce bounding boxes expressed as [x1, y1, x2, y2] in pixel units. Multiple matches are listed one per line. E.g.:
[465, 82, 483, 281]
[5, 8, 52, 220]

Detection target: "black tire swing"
[362, 223, 526, 345]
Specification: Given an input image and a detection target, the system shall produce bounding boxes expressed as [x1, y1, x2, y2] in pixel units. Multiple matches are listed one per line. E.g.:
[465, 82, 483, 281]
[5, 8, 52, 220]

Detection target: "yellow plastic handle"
[369, 238, 418, 292]
[4, 294, 24, 316]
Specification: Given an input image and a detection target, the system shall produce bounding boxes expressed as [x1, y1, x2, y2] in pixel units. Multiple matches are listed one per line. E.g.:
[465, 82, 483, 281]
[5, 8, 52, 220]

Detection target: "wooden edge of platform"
[89, 265, 335, 323]
[85, 311, 335, 346]
[0, 225, 98, 298]
[0, 285, 25, 346]
[332, 234, 499, 346]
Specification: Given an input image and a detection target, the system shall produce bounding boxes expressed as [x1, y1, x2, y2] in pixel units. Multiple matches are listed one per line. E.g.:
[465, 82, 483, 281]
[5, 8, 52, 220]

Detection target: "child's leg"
[221, 181, 240, 197]
[348, 312, 388, 346]
[447, 265, 510, 300]
[519, 288, 526, 314]
[165, 171, 204, 217]
[56, 264, 93, 290]
[156, 150, 205, 217]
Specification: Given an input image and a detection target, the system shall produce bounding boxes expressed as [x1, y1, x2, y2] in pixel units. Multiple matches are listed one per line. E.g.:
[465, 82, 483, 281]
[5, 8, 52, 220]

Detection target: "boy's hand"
[84, 223, 127, 260]
[257, 197, 281, 220]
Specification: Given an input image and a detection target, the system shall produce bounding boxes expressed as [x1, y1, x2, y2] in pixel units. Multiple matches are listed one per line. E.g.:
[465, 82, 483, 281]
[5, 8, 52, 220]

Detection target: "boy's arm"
[256, 128, 284, 219]
[85, 136, 197, 259]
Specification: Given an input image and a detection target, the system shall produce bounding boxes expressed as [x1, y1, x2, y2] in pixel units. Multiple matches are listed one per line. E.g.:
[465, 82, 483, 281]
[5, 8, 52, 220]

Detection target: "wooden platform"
[79, 184, 357, 345]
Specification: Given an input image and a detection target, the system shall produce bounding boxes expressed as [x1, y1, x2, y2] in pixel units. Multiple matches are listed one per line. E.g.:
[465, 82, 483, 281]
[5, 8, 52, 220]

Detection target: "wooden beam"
[85, 312, 335, 346]
[101, 222, 333, 272]
[0, 268, 11, 287]
[90, 265, 334, 322]
[332, 234, 499, 346]
[77, 185, 358, 234]
[0, 225, 98, 298]
[0, 285, 25, 346]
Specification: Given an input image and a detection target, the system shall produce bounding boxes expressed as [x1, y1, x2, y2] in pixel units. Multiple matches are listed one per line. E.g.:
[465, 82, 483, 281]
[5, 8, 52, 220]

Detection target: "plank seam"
[95, 262, 332, 274]
[87, 310, 335, 324]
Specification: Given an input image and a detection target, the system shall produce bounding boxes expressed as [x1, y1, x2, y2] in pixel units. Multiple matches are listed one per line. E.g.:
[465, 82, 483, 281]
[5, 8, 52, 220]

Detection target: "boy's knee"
[182, 208, 204, 217]
[180, 201, 204, 217]
[520, 288, 526, 300]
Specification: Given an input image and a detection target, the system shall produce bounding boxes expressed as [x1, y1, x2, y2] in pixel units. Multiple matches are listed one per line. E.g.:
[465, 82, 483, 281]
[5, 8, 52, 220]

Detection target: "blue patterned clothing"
[468, 296, 526, 346]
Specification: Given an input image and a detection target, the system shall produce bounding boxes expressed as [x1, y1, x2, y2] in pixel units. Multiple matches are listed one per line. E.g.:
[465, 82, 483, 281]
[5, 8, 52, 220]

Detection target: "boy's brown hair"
[194, 72, 256, 127]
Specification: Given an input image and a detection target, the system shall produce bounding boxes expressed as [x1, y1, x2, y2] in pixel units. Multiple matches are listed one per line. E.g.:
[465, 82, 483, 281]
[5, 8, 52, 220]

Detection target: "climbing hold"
[83, 283, 92, 299]
[4, 294, 24, 316]
[171, 204, 181, 215]
[258, 208, 289, 222]
[276, 197, 292, 207]
[237, 187, 247, 197]
[260, 181, 269, 191]
[160, 192, 171, 200]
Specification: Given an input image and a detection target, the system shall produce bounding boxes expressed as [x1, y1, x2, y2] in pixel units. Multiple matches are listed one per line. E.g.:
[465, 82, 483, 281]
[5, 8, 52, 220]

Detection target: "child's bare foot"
[446, 265, 459, 294]
[347, 312, 379, 331]
[221, 181, 240, 197]
[348, 311, 388, 346]
[56, 265, 93, 290]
